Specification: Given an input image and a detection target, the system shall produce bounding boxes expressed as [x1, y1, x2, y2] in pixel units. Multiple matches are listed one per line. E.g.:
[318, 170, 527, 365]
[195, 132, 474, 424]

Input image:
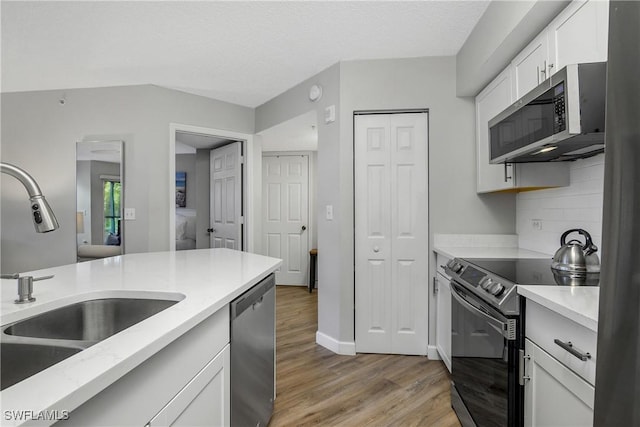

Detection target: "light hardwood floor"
[270, 286, 461, 427]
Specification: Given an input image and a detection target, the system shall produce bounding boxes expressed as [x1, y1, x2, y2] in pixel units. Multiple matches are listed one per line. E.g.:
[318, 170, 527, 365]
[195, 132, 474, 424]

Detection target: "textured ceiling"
[1, 1, 489, 108]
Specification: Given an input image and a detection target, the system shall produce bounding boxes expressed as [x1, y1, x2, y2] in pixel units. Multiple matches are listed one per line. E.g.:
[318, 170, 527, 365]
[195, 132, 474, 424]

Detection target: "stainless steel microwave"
[489, 62, 606, 163]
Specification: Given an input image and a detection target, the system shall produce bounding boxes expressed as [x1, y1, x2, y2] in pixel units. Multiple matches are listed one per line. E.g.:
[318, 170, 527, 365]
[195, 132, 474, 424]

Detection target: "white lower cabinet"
[523, 300, 597, 427]
[148, 345, 230, 427]
[435, 271, 452, 372]
[63, 308, 230, 426]
[523, 338, 594, 427]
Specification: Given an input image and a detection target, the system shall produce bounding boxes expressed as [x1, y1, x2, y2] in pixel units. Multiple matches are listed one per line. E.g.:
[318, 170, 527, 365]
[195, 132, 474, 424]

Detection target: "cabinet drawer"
[526, 301, 597, 385]
[436, 253, 452, 278]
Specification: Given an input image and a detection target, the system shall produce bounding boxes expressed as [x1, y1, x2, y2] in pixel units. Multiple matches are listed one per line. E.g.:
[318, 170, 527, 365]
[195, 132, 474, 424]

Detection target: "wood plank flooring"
[270, 285, 461, 427]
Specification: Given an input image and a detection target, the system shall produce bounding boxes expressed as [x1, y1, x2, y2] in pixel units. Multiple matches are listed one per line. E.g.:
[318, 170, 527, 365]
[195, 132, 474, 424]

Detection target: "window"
[103, 179, 121, 241]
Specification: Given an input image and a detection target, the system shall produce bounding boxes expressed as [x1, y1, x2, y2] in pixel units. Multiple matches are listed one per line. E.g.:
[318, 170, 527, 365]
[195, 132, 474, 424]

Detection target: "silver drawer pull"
[554, 339, 591, 361]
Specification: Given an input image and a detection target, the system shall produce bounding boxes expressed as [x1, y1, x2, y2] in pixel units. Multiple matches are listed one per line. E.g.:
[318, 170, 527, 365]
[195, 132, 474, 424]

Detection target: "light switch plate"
[324, 105, 335, 124]
[326, 205, 334, 220]
[124, 208, 136, 220]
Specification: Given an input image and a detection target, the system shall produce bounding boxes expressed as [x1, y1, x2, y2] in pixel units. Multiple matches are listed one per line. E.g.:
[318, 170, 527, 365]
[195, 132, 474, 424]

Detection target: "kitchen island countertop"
[0, 248, 281, 426]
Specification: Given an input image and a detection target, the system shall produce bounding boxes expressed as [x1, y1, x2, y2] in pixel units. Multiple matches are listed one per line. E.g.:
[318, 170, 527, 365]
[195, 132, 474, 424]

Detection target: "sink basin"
[3, 298, 179, 341]
[1, 343, 82, 390]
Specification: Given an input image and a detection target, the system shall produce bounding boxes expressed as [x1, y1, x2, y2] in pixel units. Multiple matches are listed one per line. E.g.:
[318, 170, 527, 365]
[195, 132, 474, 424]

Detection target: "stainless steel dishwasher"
[230, 273, 275, 427]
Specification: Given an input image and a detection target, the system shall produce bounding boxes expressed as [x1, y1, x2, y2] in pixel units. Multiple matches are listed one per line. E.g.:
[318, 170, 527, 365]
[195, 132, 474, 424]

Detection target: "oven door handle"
[450, 282, 516, 341]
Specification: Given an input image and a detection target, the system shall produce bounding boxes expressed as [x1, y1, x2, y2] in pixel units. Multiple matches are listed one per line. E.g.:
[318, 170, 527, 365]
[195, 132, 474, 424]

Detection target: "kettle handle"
[560, 229, 594, 252]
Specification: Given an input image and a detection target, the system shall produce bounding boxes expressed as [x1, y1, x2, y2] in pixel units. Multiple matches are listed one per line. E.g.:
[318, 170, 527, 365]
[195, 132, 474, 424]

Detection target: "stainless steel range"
[444, 257, 598, 427]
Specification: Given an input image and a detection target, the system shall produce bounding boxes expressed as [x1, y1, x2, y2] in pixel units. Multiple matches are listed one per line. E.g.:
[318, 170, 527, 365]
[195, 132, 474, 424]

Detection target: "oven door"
[450, 281, 521, 427]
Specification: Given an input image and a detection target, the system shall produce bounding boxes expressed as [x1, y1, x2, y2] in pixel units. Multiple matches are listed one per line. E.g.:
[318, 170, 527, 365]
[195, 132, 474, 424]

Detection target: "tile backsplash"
[517, 154, 605, 256]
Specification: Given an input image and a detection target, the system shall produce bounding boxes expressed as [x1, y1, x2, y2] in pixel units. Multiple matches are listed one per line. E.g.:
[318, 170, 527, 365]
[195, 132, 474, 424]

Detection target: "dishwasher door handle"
[253, 296, 264, 309]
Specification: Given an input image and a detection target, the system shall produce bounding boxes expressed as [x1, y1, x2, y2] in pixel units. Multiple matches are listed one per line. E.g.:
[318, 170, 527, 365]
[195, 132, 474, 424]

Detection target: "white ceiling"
[1, 1, 490, 108]
[176, 132, 235, 151]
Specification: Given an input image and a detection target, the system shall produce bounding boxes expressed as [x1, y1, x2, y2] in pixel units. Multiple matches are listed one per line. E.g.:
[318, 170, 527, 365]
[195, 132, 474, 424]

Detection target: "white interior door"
[210, 142, 242, 249]
[262, 155, 309, 285]
[355, 113, 429, 355]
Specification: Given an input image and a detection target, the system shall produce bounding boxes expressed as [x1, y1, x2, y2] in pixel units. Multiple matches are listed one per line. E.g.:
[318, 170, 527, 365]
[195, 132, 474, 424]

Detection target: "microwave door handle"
[450, 282, 515, 341]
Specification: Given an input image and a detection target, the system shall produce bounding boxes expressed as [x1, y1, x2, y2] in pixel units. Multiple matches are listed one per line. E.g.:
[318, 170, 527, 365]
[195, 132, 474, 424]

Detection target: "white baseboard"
[316, 331, 356, 355]
[427, 345, 440, 360]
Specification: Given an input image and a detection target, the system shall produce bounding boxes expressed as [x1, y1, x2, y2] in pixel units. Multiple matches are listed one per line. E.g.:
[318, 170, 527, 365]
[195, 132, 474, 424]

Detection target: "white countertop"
[434, 246, 552, 260]
[0, 249, 281, 425]
[518, 285, 599, 332]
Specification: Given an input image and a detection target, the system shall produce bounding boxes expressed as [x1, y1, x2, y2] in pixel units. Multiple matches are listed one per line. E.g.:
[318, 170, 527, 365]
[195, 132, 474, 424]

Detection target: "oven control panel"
[445, 258, 518, 314]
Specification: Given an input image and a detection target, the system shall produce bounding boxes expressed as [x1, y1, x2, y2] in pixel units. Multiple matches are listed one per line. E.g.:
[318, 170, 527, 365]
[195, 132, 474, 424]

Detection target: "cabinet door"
[476, 67, 514, 193]
[524, 339, 594, 427]
[148, 344, 230, 427]
[435, 272, 451, 372]
[548, 0, 609, 74]
[512, 32, 549, 99]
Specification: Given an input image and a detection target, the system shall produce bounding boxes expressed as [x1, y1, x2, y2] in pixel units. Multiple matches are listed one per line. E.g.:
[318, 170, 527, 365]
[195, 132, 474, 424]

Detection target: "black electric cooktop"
[464, 257, 600, 287]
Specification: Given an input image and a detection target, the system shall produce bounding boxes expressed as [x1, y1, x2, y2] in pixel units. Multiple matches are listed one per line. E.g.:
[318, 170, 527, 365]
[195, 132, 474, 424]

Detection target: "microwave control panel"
[553, 82, 567, 133]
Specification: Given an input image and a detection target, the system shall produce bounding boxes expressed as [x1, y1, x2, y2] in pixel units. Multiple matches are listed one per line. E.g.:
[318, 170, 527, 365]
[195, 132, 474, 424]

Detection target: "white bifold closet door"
[355, 112, 429, 355]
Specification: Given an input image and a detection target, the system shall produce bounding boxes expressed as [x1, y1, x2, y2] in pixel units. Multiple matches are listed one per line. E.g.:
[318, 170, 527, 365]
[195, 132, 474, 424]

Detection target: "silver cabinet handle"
[519, 349, 531, 385]
[554, 339, 591, 361]
[541, 60, 547, 81]
[373, 246, 380, 253]
[504, 162, 513, 182]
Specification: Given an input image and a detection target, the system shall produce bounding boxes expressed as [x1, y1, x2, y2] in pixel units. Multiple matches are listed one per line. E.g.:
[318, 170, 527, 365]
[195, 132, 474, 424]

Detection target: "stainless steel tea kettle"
[551, 228, 600, 273]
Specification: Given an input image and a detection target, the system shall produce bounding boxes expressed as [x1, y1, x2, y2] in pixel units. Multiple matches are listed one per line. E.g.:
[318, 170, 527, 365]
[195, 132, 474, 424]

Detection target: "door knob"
[301, 225, 307, 232]
[207, 228, 216, 233]
[373, 246, 380, 253]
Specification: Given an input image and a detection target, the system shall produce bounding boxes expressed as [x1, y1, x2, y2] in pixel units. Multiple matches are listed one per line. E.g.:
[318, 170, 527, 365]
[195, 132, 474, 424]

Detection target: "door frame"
[169, 123, 255, 252]
[352, 109, 430, 354]
[262, 151, 316, 285]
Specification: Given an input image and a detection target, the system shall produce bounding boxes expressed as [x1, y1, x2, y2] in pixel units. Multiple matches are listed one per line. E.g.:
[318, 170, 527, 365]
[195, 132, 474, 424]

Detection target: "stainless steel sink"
[4, 298, 179, 341]
[1, 297, 180, 390]
[1, 343, 82, 390]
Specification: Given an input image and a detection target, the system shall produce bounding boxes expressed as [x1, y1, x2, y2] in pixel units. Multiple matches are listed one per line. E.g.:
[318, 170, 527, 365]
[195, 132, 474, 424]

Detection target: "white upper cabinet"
[476, 68, 569, 193]
[512, 32, 550, 99]
[475, 0, 608, 194]
[548, 0, 609, 73]
[476, 67, 515, 193]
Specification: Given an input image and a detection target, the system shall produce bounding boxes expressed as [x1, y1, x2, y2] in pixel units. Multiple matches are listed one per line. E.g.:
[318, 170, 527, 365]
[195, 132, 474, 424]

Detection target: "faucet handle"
[33, 275, 54, 282]
[1, 273, 20, 279]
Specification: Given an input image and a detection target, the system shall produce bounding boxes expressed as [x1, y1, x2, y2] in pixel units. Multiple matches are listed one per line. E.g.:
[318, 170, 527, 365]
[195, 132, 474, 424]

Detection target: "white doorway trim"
[169, 123, 255, 252]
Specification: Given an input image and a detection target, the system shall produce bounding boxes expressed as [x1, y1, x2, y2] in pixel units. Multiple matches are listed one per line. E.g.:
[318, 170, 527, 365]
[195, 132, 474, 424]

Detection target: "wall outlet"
[531, 219, 542, 230]
[124, 208, 136, 220]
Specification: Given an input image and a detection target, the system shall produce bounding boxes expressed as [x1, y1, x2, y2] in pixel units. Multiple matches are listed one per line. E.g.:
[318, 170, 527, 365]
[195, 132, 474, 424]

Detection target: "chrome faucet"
[0, 273, 54, 303]
[0, 162, 59, 233]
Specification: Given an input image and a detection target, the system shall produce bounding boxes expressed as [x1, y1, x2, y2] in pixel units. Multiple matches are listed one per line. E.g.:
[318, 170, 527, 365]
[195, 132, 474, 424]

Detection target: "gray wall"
[255, 63, 342, 344]
[1, 84, 253, 273]
[340, 57, 516, 346]
[456, 0, 570, 96]
[256, 57, 516, 350]
[175, 154, 196, 209]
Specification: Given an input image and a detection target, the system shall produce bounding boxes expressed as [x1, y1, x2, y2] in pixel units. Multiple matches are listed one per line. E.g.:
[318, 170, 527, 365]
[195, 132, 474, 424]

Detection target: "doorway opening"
[169, 124, 254, 252]
[257, 111, 318, 286]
